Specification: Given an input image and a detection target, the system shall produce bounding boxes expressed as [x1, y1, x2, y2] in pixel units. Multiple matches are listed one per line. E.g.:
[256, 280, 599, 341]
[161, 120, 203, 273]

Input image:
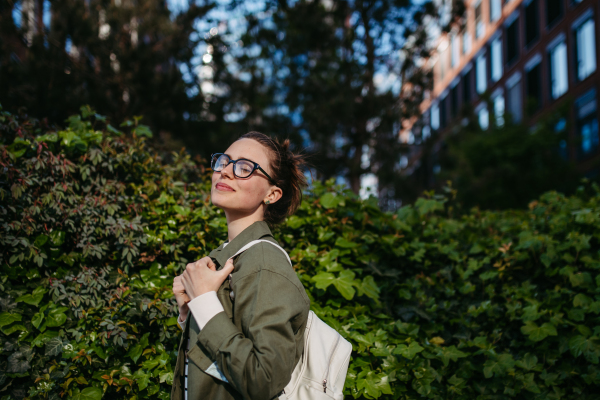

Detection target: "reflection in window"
[478, 105, 489, 130]
[463, 31, 472, 54]
[575, 19, 597, 81]
[549, 40, 568, 99]
[507, 76, 523, 123]
[491, 37, 503, 82]
[476, 54, 487, 94]
[493, 94, 505, 127]
[431, 103, 440, 130]
[451, 33, 460, 68]
[490, 0, 502, 22]
[576, 89, 599, 158]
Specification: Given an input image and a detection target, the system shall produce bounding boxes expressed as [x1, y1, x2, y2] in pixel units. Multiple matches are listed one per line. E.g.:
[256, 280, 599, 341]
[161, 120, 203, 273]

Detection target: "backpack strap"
[227, 239, 292, 267]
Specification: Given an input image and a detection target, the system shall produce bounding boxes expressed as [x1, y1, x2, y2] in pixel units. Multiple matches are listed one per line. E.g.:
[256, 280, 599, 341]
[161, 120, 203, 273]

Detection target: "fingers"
[207, 258, 217, 271]
[219, 258, 235, 277]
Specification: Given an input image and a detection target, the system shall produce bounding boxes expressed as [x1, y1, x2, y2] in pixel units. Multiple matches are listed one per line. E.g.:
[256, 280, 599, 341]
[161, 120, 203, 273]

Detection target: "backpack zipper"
[322, 334, 341, 393]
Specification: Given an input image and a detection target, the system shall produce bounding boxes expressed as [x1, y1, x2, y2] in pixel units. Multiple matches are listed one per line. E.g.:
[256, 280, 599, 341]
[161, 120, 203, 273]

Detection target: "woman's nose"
[221, 161, 235, 179]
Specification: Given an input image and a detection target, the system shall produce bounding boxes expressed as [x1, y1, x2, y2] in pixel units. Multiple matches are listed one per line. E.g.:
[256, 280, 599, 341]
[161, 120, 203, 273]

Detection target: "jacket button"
[230, 291, 235, 300]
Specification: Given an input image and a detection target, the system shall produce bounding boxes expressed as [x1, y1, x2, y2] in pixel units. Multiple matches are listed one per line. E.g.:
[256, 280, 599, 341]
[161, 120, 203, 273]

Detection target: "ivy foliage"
[1, 105, 600, 399]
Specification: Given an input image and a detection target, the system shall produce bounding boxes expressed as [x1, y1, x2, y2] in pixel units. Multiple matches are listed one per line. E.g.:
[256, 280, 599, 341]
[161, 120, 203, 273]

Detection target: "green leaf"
[515, 353, 538, 370]
[49, 230, 66, 246]
[520, 321, 557, 342]
[356, 275, 380, 300]
[106, 124, 123, 135]
[34, 234, 49, 247]
[1, 324, 26, 335]
[134, 369, 151, 390]
[31, 330, 59, 347]
[133, 124, 153, 137]
[393, 341, 424, 359]
[45, 337, 64, 357]
[0, 312, 22, 328]
[569, 335, 599, 358]
[16, 287, 46, 306]
[437, 345, 468, 367]
[127, 344, 144, 363]
[320, 193, 339, 209]
[356, 371, 392, 398]
[32, 312, 44, 329]
[142, 358, 160, 370]
[286, 215, 305, 229]
[573, 293, 592, 308]
[71, 387, 102, 400]
[45, 311, 67, 327]
[312, 270, 356, 300]
[415, 197, 445, 216]
[335, 236, 357, 248]
[483, 354, 515, 378]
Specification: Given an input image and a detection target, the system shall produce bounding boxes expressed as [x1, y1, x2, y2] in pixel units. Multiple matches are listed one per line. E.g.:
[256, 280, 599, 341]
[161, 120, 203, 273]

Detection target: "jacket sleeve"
[196, 269, 305, 400]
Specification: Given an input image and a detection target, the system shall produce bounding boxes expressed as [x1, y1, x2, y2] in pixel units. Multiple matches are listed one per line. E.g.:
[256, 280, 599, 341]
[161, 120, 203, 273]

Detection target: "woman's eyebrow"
[230, 154, 258, 164]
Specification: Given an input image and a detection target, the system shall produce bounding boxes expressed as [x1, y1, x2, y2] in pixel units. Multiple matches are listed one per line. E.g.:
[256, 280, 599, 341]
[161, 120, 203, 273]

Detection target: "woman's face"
[211, 138, 277, 217]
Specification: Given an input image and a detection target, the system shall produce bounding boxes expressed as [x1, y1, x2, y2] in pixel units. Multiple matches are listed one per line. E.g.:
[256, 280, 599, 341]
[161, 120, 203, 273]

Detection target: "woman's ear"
[264, 186, 283, 205]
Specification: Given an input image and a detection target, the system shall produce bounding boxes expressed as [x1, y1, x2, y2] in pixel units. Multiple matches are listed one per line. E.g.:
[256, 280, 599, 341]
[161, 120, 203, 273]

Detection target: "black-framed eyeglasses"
[211, 153, 276, 184]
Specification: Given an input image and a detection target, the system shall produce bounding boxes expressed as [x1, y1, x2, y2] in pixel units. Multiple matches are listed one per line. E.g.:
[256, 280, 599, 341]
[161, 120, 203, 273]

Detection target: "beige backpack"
[227, 240, 353, 400]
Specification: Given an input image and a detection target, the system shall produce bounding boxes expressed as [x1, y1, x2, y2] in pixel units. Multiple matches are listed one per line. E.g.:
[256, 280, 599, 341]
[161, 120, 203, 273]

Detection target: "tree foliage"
[0, 0, 211, 143]
[437, 115, 579, 210]
[1, 106, 600, 399]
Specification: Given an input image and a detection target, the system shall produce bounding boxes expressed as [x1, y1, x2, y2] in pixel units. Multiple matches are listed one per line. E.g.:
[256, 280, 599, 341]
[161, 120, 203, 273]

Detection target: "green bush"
[1, 105, 599, 400]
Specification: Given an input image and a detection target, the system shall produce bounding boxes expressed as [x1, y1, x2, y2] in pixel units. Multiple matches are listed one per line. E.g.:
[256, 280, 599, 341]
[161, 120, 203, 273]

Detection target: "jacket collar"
[209, 221, 273, 267]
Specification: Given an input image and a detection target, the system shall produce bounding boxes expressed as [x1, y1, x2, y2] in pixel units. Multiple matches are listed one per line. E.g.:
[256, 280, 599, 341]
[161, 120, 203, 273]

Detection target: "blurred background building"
[401, 0, 599, 184]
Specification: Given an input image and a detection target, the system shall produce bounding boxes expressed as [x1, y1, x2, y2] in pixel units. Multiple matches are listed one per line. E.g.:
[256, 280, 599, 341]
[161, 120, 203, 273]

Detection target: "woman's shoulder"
[235, 240, 297, 279]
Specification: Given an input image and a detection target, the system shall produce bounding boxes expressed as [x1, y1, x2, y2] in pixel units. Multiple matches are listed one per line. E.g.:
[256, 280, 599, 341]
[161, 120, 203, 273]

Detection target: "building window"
[463, 31, 472, 54]
[546, 0, 563, 28]
[476, 54, 487, 94]
[506, 16, 520, 65]
[575, 18, 596, 82]
[450, 83, 459, 119]
[478, 105, 490, 130]
[491, 37, 503, 82]
[463, 67, 473, 104]
[525, 56, 542, 114]
[493, 93, 505, 127]
[440, 95, 448, 129]
[525, 0, 539, 46]
[549, 38, 568, 99]
[475, 2, 485, 39]
[576, 89, 598, 158]
[431, 103, 440, 130]
[507, 73, 523, 123]
[451, 33, 460, 68]
[490, 0, 502, 22]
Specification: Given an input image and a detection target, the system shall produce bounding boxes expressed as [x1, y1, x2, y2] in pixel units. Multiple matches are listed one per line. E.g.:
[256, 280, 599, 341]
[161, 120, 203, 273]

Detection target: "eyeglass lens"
[212, 154, 256, 178]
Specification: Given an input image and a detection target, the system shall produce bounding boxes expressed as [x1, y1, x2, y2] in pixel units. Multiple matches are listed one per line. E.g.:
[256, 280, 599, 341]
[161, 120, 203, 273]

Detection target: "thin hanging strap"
[227, 239, 292, 266]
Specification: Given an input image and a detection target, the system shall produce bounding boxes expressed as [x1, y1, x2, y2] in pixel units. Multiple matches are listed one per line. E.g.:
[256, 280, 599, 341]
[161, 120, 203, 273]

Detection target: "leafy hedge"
[1, 105, 599, 400]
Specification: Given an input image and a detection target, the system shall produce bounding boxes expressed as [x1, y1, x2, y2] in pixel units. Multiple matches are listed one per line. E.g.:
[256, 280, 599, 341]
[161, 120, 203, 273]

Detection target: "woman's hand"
[172, 275, 191, 320]
[181, 257, 235, 300]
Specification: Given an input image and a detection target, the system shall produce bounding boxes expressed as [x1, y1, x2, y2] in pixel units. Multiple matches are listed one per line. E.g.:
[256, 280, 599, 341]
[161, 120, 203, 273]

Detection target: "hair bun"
[238, 132, 308, 225]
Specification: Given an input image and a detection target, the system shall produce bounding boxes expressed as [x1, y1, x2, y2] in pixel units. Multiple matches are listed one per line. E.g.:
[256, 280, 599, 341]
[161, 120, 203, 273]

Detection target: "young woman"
[170, 132, 310, 400]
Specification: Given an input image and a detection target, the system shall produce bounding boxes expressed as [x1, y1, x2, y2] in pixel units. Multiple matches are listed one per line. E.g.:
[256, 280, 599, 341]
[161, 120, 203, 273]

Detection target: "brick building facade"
[402, 0, 600, 179]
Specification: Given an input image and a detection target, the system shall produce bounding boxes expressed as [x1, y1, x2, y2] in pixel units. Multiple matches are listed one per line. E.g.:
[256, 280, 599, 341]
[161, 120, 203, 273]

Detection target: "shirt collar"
[209, 221, 273, 267]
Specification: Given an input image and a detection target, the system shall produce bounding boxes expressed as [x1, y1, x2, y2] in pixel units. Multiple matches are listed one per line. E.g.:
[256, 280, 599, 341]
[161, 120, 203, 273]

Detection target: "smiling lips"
[216, 182, 235, 191]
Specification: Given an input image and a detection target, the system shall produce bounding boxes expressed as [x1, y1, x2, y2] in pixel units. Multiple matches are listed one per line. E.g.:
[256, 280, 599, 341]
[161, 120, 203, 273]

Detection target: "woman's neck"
[225, 208, 265, 242]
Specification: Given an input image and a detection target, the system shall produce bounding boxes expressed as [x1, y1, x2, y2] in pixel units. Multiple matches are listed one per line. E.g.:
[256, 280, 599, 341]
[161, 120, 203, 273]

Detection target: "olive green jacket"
[171, 221, 310, 400]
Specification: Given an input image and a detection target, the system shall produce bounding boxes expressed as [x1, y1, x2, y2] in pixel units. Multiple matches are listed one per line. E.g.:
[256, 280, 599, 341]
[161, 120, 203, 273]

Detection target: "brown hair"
[238, 131, 308, 225]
